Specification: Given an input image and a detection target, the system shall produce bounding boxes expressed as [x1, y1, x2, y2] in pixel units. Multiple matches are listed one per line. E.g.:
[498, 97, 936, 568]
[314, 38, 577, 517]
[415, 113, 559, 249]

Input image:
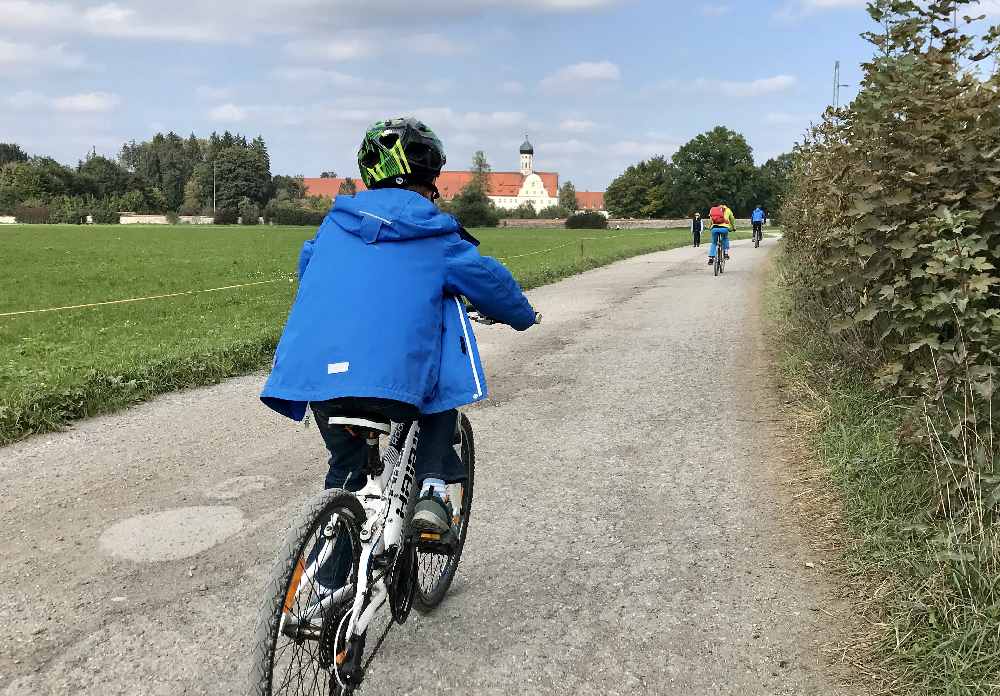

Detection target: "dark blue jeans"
[307, 400, 465, 591]
[311, 399, 466, 493]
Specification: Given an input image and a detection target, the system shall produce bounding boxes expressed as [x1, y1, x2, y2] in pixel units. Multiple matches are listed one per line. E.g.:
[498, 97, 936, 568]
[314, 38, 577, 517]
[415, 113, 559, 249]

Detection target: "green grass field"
[0, 223, 732, 444]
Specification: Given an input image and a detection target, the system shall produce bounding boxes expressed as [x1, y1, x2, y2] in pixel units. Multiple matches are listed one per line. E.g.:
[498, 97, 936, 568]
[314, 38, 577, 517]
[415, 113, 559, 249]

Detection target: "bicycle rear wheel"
[249, 490, 365, 696]
[714, 252, 721, 276]
[414, 412, 475, 611]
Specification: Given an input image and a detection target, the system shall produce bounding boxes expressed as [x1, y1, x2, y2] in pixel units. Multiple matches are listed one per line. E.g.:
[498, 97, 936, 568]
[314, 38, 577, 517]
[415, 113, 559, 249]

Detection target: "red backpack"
[709, 206, 727, 225]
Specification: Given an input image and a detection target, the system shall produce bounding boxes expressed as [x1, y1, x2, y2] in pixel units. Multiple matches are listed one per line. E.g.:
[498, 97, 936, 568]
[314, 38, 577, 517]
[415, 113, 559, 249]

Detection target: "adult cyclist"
[751, 205, 766, 245]
[707, 201, 736, 265]
[261, 117, 539, 541]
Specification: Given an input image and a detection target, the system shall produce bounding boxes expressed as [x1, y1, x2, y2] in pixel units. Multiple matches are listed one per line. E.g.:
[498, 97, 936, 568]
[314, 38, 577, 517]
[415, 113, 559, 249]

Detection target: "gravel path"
[0, 237, 850, 695]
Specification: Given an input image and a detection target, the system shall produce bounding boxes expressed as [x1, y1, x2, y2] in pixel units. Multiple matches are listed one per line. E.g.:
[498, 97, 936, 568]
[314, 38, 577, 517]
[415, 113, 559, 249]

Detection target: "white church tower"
[520, 136, 534, 176]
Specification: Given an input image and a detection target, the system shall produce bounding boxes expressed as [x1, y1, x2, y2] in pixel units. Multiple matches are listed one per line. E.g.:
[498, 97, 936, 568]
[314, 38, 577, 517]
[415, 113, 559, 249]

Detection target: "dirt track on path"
[0, 237, 851, 695]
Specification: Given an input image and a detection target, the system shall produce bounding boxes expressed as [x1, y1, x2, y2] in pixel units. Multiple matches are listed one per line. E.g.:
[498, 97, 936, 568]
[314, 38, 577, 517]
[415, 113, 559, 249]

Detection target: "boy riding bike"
[260, 117, 539, 540]
[707, 201, 736, 265]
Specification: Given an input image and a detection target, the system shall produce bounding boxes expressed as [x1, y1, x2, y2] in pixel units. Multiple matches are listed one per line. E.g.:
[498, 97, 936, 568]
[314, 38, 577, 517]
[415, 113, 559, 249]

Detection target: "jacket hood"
[330, 189, 463, 244]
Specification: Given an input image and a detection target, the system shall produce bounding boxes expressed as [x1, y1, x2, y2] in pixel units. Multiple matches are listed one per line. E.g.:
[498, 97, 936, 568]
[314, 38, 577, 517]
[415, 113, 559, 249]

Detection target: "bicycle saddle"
[327, 414, 392, 435]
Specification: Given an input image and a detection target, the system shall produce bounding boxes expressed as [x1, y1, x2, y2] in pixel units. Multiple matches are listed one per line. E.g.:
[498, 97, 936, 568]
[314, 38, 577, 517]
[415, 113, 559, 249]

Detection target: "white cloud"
[53, 92, 121, 113]
[774, 0, 864, 21]
[0, 0, 223, 42]
[285, 37, 372, 62]
[500, 80, 526, 94]
[702, 4, 731, 16]
[412, 108, 526, 130]
[764, 112, 803, 126]
[656, 75, 798, 98]
[5, 90, 49, 109]
[285, 31, 462, 63]
[5, 89, 121, 113]
[269, 67, 371, 89]
[0, 39, 84, 70]
[196, 85, 236, 101]
[560, 119, 598, 133]
[538, 139, 596, 155]
[208, 103, 248, 122]
[718, 75, 797, 97]
[976, 0, 1000, 15]
[0, 0, 73, 28]
[609, 139, 679, 158]
[541, 61, 621, 91]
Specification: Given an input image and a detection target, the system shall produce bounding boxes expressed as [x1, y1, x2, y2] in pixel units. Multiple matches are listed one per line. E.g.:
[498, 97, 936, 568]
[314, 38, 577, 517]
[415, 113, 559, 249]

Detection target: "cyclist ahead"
[707, 201, 736, 265]
[261, 117, 538, 539]
[751, 205, 766, 242]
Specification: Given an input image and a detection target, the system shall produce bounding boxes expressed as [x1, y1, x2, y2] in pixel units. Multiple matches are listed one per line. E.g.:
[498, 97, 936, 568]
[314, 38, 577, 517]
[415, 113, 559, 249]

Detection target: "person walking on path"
[691, 212, 703, 247]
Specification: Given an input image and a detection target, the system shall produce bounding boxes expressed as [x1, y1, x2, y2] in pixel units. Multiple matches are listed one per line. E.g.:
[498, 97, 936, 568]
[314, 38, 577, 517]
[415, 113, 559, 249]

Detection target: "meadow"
[0, 222, 734, 444]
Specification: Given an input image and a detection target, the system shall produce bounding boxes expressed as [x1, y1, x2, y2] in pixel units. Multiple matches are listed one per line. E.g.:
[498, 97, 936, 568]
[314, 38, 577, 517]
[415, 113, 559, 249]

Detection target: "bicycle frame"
[280, 420, 421, 641]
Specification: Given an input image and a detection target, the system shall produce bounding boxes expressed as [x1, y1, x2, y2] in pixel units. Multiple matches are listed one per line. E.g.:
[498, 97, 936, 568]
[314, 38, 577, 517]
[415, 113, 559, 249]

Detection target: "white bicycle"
[249, 407, 475, 695]
[248, 309, 537, 695]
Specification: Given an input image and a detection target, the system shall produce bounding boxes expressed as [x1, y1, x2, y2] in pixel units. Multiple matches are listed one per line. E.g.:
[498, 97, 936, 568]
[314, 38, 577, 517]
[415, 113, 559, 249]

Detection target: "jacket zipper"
[453, 297, 483, 399]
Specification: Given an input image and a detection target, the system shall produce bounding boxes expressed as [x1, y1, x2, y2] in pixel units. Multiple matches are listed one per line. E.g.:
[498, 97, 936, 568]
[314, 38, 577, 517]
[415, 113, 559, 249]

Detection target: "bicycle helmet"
[357, 117, 446, 192]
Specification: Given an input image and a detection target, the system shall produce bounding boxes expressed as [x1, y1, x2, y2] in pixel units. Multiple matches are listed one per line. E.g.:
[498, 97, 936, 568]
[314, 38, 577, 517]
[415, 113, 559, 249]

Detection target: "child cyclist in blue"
[261, 117, 539, 538]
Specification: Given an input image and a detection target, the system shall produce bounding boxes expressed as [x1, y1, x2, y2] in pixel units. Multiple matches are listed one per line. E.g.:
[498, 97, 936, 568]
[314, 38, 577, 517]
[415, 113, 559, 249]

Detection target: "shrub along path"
[0, 223, 745, 444]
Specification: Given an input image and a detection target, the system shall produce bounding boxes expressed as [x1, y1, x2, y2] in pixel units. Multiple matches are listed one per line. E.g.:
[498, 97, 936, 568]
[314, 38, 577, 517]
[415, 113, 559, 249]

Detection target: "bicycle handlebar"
[466, 306, 543, 326]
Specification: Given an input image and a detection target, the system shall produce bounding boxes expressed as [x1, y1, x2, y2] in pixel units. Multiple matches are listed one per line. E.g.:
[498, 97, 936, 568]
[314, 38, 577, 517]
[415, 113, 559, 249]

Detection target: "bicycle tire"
[714, 252, 721, 277]
[414, 412, 475, 612]
[248, 490, 366, 696]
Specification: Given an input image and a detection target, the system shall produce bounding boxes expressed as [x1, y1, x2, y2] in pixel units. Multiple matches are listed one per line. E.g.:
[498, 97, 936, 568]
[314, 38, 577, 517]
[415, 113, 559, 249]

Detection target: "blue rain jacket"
[751, 207, 766, 223]
[261, 189, 536, 420]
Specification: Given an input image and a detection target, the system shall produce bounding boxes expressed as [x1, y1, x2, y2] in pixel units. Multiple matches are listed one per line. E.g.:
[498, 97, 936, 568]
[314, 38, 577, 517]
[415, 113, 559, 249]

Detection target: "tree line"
[0, 132, 331, 225]
[604, 127, 793, 219]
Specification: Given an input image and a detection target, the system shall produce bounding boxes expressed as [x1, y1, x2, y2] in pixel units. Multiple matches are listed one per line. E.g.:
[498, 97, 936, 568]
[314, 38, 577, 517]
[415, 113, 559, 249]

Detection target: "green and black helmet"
[357, 117, 446, 192]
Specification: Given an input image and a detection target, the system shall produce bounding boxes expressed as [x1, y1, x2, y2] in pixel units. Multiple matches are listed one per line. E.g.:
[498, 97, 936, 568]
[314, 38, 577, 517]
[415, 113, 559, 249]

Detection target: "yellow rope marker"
[0, 277, 293, 318]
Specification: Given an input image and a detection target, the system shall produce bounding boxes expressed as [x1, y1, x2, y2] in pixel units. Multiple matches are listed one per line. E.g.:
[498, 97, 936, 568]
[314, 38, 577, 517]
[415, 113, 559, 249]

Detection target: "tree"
[273, 175, 306, 201]
[338, 178, 357, 196]
[558, 181, 578, 212]
[192, 143, 271, 211]
[78, 155, 128, 198]
[471, 151, 491, 190]
[320, 171, 338, 178]
[604, 156, 674, 218]
[510, 202, 537, 219]
[670, 126, 756, 216]
[751, 153, 794, 219]
[0, 143, 29, 167]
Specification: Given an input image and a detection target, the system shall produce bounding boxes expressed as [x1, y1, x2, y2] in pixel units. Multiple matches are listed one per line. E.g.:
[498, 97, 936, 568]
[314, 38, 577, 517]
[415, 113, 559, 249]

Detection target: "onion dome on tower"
[519, 136, 534, 176]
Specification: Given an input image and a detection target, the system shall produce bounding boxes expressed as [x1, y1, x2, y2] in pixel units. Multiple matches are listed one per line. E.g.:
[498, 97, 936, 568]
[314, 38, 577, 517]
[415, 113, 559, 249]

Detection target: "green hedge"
[565, 211, 608, 229]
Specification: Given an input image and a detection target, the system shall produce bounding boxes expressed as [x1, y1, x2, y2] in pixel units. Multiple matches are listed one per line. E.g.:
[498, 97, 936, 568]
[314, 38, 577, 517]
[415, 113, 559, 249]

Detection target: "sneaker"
[411, 492, 453, 536]
[724, 254, 731, 260]
[707, 258, 715, 264]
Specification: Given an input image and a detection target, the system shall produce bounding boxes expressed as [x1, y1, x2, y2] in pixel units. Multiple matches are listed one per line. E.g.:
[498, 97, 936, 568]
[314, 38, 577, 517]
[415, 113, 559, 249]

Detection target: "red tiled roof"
[304, 171, 560, 201]
[576, 191, 606, 211]
[303, 178, 368, 199]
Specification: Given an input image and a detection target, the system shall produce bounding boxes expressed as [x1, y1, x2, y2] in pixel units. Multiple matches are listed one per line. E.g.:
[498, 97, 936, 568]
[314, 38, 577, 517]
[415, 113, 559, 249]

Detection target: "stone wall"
[119, 214, 215, 225]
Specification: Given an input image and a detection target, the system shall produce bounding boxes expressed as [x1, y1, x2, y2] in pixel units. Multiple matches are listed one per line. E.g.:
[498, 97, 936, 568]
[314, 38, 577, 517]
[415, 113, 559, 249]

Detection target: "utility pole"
[833, 61, 850, 109]
[213, 160, 217, 214]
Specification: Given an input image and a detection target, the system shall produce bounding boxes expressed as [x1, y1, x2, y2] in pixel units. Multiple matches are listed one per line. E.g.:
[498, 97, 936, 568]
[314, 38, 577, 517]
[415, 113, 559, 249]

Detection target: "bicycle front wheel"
[414, 412, 475, 611]
[249, 490, 365, 696]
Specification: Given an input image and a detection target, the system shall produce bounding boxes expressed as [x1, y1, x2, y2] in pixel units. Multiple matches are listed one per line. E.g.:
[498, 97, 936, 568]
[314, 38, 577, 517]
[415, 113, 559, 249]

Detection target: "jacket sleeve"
[444, 238, 536, 331]
[297, 239, 315, 280]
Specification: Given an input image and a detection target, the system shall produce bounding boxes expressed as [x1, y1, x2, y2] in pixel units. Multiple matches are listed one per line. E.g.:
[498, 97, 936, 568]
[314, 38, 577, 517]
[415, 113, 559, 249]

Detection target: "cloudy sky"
[2, 0, 997, 190]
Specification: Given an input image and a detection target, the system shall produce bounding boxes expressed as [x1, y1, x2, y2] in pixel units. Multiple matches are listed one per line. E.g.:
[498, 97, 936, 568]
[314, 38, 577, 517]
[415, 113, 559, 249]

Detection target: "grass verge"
[0, 223, 724, 444]
[767, 246, 999, 696]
